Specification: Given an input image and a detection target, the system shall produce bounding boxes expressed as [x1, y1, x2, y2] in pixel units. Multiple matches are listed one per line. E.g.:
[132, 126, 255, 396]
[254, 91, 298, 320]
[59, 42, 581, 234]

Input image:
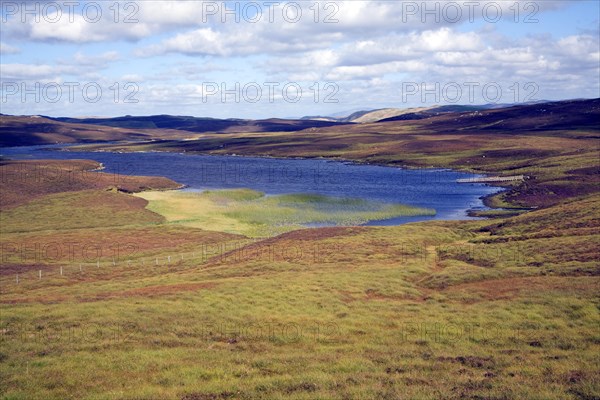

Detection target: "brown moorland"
[0, 100, 599, 399]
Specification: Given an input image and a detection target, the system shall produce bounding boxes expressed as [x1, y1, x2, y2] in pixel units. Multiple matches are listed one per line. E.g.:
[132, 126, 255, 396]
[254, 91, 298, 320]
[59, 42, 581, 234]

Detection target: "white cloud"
[136, 22, 335, 58]
[72, 51, 119, 67]
[326, 61, 428, 81]
[1, 0, 597, 116]
[557, 35, 600, 63]
[418, 28, 482, 52]
[0, 63, 75, 79]
[120, 74, 143, 82]
[30, 15, 95, 42]
[1, 0, 578, 46]
[0, 42, 20, 54]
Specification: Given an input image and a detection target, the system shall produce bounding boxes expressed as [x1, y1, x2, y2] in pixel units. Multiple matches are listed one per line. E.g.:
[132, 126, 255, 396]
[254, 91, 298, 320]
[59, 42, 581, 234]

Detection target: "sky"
[1, 0, 599, 118]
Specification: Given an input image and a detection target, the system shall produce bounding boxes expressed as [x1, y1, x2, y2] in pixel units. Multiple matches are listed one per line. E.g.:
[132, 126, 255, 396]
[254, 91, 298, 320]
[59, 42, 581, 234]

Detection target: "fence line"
[4, 243, 251, 284]
[3, 238, 346, 284]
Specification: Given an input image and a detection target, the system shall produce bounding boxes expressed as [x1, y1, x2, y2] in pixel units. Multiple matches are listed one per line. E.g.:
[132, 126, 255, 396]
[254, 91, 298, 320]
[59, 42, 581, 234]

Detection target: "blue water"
[0, 145, 502, 225]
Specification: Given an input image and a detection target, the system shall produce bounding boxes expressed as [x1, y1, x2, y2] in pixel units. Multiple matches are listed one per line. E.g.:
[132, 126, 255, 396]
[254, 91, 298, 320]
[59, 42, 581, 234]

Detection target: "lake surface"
[1, 145, 502, 225]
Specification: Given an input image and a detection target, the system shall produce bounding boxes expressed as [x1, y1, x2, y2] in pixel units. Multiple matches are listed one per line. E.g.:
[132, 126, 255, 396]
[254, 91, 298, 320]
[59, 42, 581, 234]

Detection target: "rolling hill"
[1, 99, 598, 149]
[49, 115, 345, 134]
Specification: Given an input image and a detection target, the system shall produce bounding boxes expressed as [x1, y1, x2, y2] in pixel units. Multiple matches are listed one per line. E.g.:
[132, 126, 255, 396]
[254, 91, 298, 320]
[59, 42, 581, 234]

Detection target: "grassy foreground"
[0, 150, 599, 399]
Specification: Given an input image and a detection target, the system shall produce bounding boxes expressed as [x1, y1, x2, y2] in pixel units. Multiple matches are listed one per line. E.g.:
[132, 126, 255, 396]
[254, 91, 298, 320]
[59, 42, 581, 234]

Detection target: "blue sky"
[1, 0, 599, 118]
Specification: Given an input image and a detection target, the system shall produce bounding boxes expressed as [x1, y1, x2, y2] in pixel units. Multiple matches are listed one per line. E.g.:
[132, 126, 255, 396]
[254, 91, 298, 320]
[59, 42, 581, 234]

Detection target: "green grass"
[136, 189, 435, 237]
[1, 217, 598, 399]
[1, 122, 599, 400]
[0, 190, 164, 233]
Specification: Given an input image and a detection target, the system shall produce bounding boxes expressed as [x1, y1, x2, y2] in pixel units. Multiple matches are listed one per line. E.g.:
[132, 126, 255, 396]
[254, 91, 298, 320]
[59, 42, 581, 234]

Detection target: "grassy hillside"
[0, 159, 182, 210]
[1, 100, 599, 399]
[0, 115, 202, 147]
[51, 115, 344, 134]
[0, 115, 346, 147]
[1, 192, 598, 399]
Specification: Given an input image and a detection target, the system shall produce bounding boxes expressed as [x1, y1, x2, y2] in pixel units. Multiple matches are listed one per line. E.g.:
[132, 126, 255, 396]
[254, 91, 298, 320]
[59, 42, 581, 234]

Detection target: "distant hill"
[298, 98, 600, 138]
[0, 115, 160, 146]
[1, 99, 598, 147]
[397, 98, 600, 134]
[50, 115, 345, 134]
[301, 108, 404, 123]
[301, 108, 378, 122]
[377, 105, 486, 122]
[351, 108, 431, 123]
[304, 102, 555, 124]
[302, 105, 487, 123]
[0, 114, 349, 147]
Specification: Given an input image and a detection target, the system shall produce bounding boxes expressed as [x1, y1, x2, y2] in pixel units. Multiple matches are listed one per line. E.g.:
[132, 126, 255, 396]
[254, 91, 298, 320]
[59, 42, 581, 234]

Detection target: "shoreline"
[3, 142, 515, 220]
[65, 141, 513, 215]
